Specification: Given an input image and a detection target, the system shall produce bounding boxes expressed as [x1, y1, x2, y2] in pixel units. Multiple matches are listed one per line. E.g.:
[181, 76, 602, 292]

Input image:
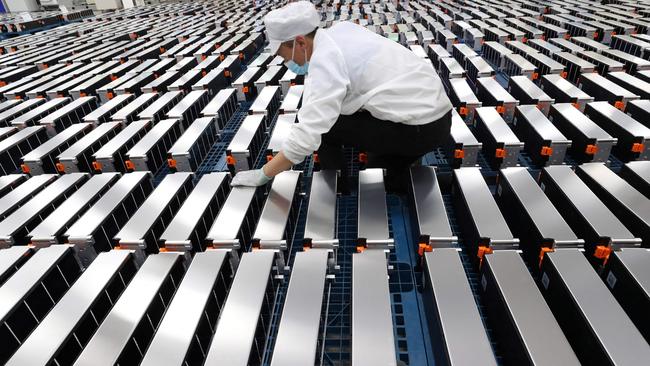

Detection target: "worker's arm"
[232, 33, 350, 187]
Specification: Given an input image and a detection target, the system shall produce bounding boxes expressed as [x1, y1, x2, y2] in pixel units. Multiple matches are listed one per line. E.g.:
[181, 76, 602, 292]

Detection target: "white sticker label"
[497, 184, 503, 196]
[542, 272, 550, 290]
[607, 271, 617, 289]
[19, 12, 33, 21]
[481, 275, 488, 291]
[540, 182, 546, 192]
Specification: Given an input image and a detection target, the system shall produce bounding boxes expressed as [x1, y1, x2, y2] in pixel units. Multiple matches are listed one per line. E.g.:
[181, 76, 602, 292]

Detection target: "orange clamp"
[459, 106, 468, 116]
[0, 81, 6, 87]
[631, 143, 645, 153]
[496, 105, 505, 114]
[593, 32, 599, 40]
[167, 158, 177, 168]
[594, 245, 612, 265]
[160, 47, 166, 53]
[226, 155, 236, 165]
[571, 102, 581, 110]
[266, 154, 274, 162]
[106, 91, 114, 100]
[313, 152, 320, 163]
[359, 152, 368, 164]
[224, 70, 231, 77]
[585, 144, 598, 155]
[239, 52, 244, 60]
[539, 247, 554, 268]
[55, 163, 65, 173]
[533, 72, 539, 80]
[418, 243, 432, 256]
[242, 86, 249, 94]
[202, 71, 207, 77]
[110, 75, 118, 81]
[80, 92, 87, 97]
[495, 148, 506, 158]
[541, 146, 553, 156]
[614, 101, 625, 110]
[522, 37, 528, 43]
[125, 160, 135, 171]
[219, 54, 225, 61]
[564, 33, 571, 40]
[454, 149, 465, 159]
[477, 246, 493, 268]
[92, 161, 102, 171]
[20, 164, 30, 174]
[561, 71, 568, 79]
[356, 245, 366, 253]
[14, 96, 21, 100]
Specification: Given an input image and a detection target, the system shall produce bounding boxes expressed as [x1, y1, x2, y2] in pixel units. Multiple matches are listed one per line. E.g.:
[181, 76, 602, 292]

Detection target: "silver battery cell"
[475, 77, 519, 123]
[552, 51, 596, 82]
[357, 169, 393, 249]
[21, 123, 93, 175]
[607, 72, 650, 99]
[56, 122, 121, 173]
[254, 65, 285, 93]
[83, 94, 134, 124]
[541, 74, 594, 112]
[279, 85, 303, 114]
[226, 114, 266, 173]
[138, 90, 183, 122]
[166, 89, 210, 129]
[0, 174, 57, 220]
[126, 118, 183, 172]
[447, 78, 481, 124]
[267, 113, 296, 158]
[167, 116, 218, 172]
[141, 70, 180, 94]
[0, 125, 48, 175]
[512, 105, 571, 166]
[159, 172, 230, 252]
[10, 97, 69, 129]
[508, 75, 554, 116]
[39, 96, 97, 137]
[232, 66, 264, 101]
[503, 53, 537, 80]
[110, 92, 158, 124]
[439, 57, 465, 80]
[447, 109, 481, 167]
[201, 87, 238, 131]
[92, 120, 151, 173]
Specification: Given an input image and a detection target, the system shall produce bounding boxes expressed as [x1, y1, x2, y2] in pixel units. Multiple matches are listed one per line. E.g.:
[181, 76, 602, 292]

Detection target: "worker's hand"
[231, 168, 272, 187]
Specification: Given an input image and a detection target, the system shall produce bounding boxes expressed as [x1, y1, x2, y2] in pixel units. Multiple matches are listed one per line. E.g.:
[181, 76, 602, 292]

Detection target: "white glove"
[231, 168, 272, 187]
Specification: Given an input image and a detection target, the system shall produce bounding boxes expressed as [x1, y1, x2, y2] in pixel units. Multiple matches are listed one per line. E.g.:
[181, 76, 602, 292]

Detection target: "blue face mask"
[286, 39, 309, 75]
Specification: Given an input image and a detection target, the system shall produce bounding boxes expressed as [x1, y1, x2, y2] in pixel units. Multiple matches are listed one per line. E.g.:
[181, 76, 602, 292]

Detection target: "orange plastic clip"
[125, 160, 135, 171]
[226, 155, 236, 165]
[477, 246, 493, 267]
[632, 143, 645, 153]
[160, 47, 166, 53]
[242, 86, 249, 94]
[359, 152, 368, 164]
[539, 247, 554, 268]
[585, 144, 598, 155]
[224, 70, 231, 77]
[594, 245, 612, 265]
[495, 148, 506, 158]
[79, 92, 87, 97]
[454, 149, 465, 159]
[219, 54, 225, 61]
[0, 81, 6, 87]
[92, 161, 102, 171]
[167, 158, 177, 168]
[56, 163, 65, 173]
[593, 32, 599, 40]
[459, 106, 468, 116]
[496, 105, 505, 114]
[564, 33, 571, 40]
[561, 71, 568, 79]
[418, 243, 432, 256]
[540, 146, 553, 156]
[356, 245, 366, 253]
[533, 72, 539, 80]
[614, 101, 625, 110]
[239, 52, 244, 60]
[313, 152, 320, 163]
[106, 92, 114, 100]
[522, 37, 528, 43]
[20, 164, 30, 174]
[266, 154, 274, 162]
[571, 102, 581, 110]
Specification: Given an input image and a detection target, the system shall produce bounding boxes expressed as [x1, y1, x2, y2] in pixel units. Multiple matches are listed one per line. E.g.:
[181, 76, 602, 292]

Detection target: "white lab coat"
[282, 21, 452, 164]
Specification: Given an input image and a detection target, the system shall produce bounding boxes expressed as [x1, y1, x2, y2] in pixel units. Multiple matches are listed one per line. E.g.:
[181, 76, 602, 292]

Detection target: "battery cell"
[508, 75, 554, 116]
[475, 77, 519, 123]
[513, 105, 571, 166]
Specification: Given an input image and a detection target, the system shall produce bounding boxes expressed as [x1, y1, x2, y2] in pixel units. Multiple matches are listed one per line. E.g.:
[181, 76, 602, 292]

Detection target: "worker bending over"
[232, 1, 452, 192]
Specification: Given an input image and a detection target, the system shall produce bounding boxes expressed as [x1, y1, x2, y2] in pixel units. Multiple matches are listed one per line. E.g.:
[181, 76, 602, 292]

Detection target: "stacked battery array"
[0, 0, 649, 365]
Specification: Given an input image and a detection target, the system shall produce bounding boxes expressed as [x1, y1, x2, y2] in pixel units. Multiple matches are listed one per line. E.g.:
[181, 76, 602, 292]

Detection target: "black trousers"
[317, 109, 452, 192]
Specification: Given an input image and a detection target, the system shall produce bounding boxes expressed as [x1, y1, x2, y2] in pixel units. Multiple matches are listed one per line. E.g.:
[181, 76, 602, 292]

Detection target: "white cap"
[264, 1, 320, 54]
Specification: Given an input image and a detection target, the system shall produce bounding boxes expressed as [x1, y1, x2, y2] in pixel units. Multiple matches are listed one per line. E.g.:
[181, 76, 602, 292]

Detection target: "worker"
[231, 1, 452, 193]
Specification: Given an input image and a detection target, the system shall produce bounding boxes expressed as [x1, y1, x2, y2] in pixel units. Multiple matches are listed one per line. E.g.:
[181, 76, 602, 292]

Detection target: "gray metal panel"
[140, 250, 228, 366]
[253, 170, 301, 243]
[625, 161, 650, 184]
[454, 167, 516, 241]
[6, 250, 132, 366]
[352, 249, 396, 366]
[207, 186, 257, 248]
[357, 169, 391, 243]
[303, 170, 337, 243]
[410, 166, 456, 246]
[65, 171, 150, 245]
[550, 103, 614, 139]
[57, 122, 121, 161]
[577, 163, 649, 226]
[516, 105, 568, 141]
[227, 114, 264, 152]
[204, 250, 276, 366]
[0, 174, 25, 195]
[82, 94, 133, 123]
[0, 126, 45, 154]
[485, 250, 580, 365]
[167, 117, 214, 155]
[160, 172, 228, 246]
[546, 249, 650, 364]
[475, 107, 521, 143]
[114, 172, 192, 246]
[138, 91, 183, 120]
[111, 93, 158, 121]
[39, 97, 96, 125]
[543, 166, 638, 244]
[249, 85, 280, 114]
[267, 114, 295, 154]
[126, 118, 179, 158]
[499, 167, 580, 244]
[271, 250, 329, 366]
[0, 245, 72, 322]
[22, 123, 90, 163]
[587, 101, 650, 137]
[0, 174, 57, 218]
[424, 248, 496, 366]
[0, 173, 86, 247]
[93, 120, 151, 160]
[28, 173, 120, 247]
[74, 252, 182, 366]
[166, 90, 207, 119]
[11, 97, 69, 127]
[201, 88, 236, 116]
[0, 246, 30, 279]
[612, 248, 650, 297]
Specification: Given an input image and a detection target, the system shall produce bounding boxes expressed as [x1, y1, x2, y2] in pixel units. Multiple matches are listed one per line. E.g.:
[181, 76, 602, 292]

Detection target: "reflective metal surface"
[201, 88, 236, 116]
[5, 250, 132, 366]
[166, 90, 207, 119]
[29, 173, 120, 247]
[271, 250, 329, 366]
[0, 174, 57, 218]
[279, 85, 303, 113]
[249, 85, 280, 115]
[204, 250, 275, 366]
[168, 117, 214, 154]
[138, 91, 183, 120]
[83, 94, 133, 122]
[352, 249, 396, 366]
[93, 120, 151, 160]
[484, 250, 580, 365]
[141, 250, 228, 366]
[545, 249, 650, 364]
[57, 122, 120, 161]
[22, 123, 92, 171]
[126, 118, 179, 158]
[0, 246, 30, 279]
[424, 248, 496, 366]
[303, 170, 337, 244]
[410, 166, 456, 246]
[207, 185, 258, 248]
[74, 252, 181, 366]
[357, 169, 391, 244]
[253, 170, 301, 244]
[111, 93, 158, 122]
[227, 114, 264, 152]
[267, 113, 296, 154]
